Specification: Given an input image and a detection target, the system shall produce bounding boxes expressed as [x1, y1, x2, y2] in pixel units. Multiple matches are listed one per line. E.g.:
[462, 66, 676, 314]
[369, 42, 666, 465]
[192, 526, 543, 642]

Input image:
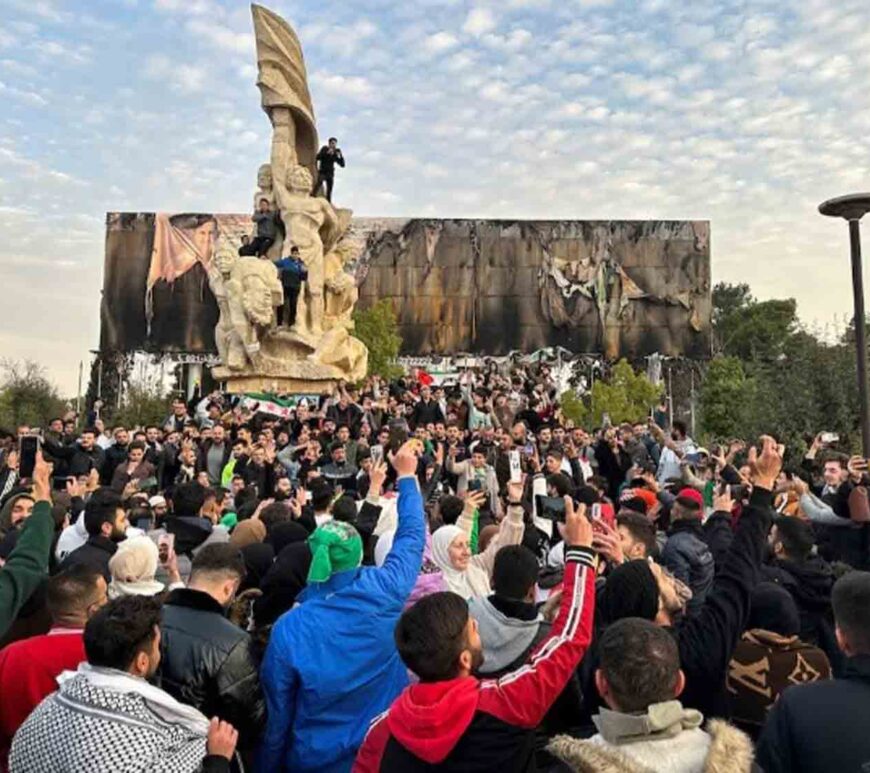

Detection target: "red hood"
[387, 676, 480, 764]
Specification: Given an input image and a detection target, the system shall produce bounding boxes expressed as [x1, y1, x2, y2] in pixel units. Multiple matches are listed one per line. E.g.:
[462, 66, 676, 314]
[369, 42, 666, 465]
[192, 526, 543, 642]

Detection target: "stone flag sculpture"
[210, 4, 368, 393]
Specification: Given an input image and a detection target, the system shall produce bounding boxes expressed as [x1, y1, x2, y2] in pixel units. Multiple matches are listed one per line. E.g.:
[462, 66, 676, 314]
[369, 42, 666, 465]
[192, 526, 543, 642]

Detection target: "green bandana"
[307, 521, 363, 583]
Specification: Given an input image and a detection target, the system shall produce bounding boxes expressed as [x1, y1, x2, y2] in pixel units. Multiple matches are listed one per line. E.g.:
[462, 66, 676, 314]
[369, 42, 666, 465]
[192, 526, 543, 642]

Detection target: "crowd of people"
[1, 363, 870, 772]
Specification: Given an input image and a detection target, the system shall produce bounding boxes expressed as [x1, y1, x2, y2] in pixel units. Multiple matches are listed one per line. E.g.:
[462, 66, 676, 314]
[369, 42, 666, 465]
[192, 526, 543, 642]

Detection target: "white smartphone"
[509, 450, 522, 483]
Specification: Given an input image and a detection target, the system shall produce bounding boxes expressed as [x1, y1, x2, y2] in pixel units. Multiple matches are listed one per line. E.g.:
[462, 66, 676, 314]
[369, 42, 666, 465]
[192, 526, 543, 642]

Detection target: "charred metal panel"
[100, 214, 710, 359]
[355, 219, 711, 359]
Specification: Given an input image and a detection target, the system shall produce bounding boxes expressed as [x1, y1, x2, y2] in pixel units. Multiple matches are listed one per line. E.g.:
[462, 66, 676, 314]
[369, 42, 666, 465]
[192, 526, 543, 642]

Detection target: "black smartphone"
[388, 419, 409, 455]
[468, 479, 483, 492]
[52, 476, 73, 491]
[19, 435, 39, 479]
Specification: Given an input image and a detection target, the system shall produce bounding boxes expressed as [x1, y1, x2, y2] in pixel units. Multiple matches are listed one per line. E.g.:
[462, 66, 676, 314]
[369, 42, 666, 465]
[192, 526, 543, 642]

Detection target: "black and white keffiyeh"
[10, 664, 211, 773]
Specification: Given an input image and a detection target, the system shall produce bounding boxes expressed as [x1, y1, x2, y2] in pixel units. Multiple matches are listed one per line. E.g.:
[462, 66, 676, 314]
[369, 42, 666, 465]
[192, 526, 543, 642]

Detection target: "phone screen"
[591, 502, 602, 521]
[157, 533, 175, 563]
[509, 450, 522, 483]
[19, 435, 39, 479]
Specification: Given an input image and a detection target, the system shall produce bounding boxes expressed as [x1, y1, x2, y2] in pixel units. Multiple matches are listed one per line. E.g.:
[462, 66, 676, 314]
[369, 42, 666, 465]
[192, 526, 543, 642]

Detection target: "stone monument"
[210, 4, 368, 392]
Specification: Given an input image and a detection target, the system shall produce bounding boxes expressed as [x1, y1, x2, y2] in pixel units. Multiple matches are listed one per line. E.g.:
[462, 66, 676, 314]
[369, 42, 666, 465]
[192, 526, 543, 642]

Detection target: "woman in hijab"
[108, 536, 182, 598]
[431, 498, 525, 599]
[374, 529, 446, 609]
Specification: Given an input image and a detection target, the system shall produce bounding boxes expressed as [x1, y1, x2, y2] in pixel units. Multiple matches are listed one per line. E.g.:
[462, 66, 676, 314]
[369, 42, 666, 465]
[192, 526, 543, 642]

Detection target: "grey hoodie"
[468, 595, 547, 675]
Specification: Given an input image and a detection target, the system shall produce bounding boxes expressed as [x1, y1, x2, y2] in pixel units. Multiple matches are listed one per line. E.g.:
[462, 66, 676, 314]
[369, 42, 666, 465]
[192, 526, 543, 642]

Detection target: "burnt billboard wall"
[101, 214, 711, 359]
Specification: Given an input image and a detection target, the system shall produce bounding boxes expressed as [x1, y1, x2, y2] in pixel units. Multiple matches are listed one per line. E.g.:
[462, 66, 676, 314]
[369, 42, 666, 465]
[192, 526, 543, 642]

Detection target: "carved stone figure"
[254, 163, 275, 211]
[224, 257, 283, 369]
[277, 164, 341, 341]
[211, 6, 368, 392]
[206, 243, 246, 369]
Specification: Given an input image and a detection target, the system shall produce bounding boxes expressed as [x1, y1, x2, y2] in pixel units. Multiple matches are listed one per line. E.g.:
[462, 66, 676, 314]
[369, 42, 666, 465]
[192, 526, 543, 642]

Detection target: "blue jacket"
[256, 476, 425, 773]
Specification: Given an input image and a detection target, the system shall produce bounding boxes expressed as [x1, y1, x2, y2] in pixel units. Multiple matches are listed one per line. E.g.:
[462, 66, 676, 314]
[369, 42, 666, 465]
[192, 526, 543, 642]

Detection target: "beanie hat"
[620, 493, 649, 516]
[748, 582, 801, 637]
[229, 518, 266, 549]
[676, 488, 705, 511]
[307, 520, 363, 583]
[599, 560, 659, 625]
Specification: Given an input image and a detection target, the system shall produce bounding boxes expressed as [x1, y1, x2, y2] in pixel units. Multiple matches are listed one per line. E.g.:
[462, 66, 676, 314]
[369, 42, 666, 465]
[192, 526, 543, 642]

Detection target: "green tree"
[699, 356, 755, 440]
[113, 382, 170, 429]
[713, 282, 797, 361]
[0, 359, 66, 430]
[560, 359, 662, 428]
[353, 299, 404, 380]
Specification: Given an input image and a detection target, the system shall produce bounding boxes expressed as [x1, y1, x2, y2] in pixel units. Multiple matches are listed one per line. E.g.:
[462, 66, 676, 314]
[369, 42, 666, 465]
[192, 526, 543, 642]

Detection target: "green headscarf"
[307, 520, 363, 583]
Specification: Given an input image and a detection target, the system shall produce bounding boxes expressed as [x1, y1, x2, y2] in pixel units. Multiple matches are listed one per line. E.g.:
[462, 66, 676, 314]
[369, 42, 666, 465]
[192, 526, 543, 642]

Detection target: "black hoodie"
[762, 556, 836, 661]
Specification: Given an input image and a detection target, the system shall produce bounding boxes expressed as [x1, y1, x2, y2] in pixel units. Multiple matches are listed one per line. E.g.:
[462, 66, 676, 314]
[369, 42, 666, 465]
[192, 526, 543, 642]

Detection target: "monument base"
[213, 371, 337, 395]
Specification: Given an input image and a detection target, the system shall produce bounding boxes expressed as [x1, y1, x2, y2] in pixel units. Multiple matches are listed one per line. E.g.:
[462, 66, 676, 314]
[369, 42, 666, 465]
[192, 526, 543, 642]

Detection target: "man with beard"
[354, 497, 595, 772]
[9, 596, 239, 773]
[157, 544, 265, 758]
[55, 488, 128, 582]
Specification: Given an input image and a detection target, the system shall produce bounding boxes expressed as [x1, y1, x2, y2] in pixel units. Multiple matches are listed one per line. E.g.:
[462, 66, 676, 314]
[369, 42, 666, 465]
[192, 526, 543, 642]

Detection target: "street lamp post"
[819, 193, 870, 455]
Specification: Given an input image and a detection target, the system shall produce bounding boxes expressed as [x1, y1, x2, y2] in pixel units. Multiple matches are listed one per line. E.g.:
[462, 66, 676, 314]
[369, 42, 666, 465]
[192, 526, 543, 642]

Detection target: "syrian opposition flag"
[239, 393, 298, 420]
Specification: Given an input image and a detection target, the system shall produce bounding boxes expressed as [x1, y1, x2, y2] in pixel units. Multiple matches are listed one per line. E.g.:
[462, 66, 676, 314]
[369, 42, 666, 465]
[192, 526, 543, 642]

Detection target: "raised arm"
[676, 437, 781, 711]
[369, 441, 426, 603]
[477, 498, 596, 727]
[0, 452, 54, 638]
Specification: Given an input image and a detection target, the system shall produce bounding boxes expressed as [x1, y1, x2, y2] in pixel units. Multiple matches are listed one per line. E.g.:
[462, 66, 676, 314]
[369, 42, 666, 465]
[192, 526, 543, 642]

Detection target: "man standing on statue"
[313, 138, 345, 202]
[273, 245, 308, 328]
[240, 198, 282, 257]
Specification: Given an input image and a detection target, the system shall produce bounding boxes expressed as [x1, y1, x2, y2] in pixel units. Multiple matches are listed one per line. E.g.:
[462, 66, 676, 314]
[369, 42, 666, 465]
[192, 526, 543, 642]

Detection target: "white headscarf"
[108, 536, 165, 599]
[431, 525, 473, 599]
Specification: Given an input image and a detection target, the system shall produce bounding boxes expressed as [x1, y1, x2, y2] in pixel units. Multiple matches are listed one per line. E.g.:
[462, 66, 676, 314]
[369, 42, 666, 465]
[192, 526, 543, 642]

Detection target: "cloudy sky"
[2, 0, 869, 393]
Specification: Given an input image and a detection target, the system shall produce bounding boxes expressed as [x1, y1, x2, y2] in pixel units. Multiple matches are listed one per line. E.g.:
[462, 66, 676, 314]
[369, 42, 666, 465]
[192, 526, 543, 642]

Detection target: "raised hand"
[506, 477, 525, 503]
[712, 485, 734, 514]
[563, 496, 592, 548]
[32, 451, 53, 504]
[463, 489, 486, 514]
[747, 435, 784, 490]
[368, 459, 388, 497]
[591, 517, 624, 564]
[393, 439, 423, 478]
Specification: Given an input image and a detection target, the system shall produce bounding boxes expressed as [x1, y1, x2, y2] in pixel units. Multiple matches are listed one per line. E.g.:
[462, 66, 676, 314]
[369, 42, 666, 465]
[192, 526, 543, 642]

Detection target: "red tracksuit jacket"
[354, 546, 596, 772]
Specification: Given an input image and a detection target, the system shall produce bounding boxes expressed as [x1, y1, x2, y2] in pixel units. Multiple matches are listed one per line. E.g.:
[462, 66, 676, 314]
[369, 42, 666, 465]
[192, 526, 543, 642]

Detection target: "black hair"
[438, 494, 464, 526]
[84, 596, 162, 672]
[395, 591, 469, 682]
[672, 420, 687, 438]
[47, 566, 104, 621]
[330, 440, 345, 454]
[492, 545, 539, 601]
[332, 495, 357, 523]
[310, 478, 334, 511]
[128, 440, 146, 453]
[545, 447, 564, 462]
[616, 511, 657, 558]
[81, 427, 97, 437]
[260, 502, 292, 532]
[172, 482, 206, 517]
[83, 488, 123, 537]
[546, 472, 573, 498]
[599, 617, 680, 713]
[328, 136, 337, 143]
[833, 571, 870, 654]
[190, 543, 246, 583]
[772, 516, 814, 561]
